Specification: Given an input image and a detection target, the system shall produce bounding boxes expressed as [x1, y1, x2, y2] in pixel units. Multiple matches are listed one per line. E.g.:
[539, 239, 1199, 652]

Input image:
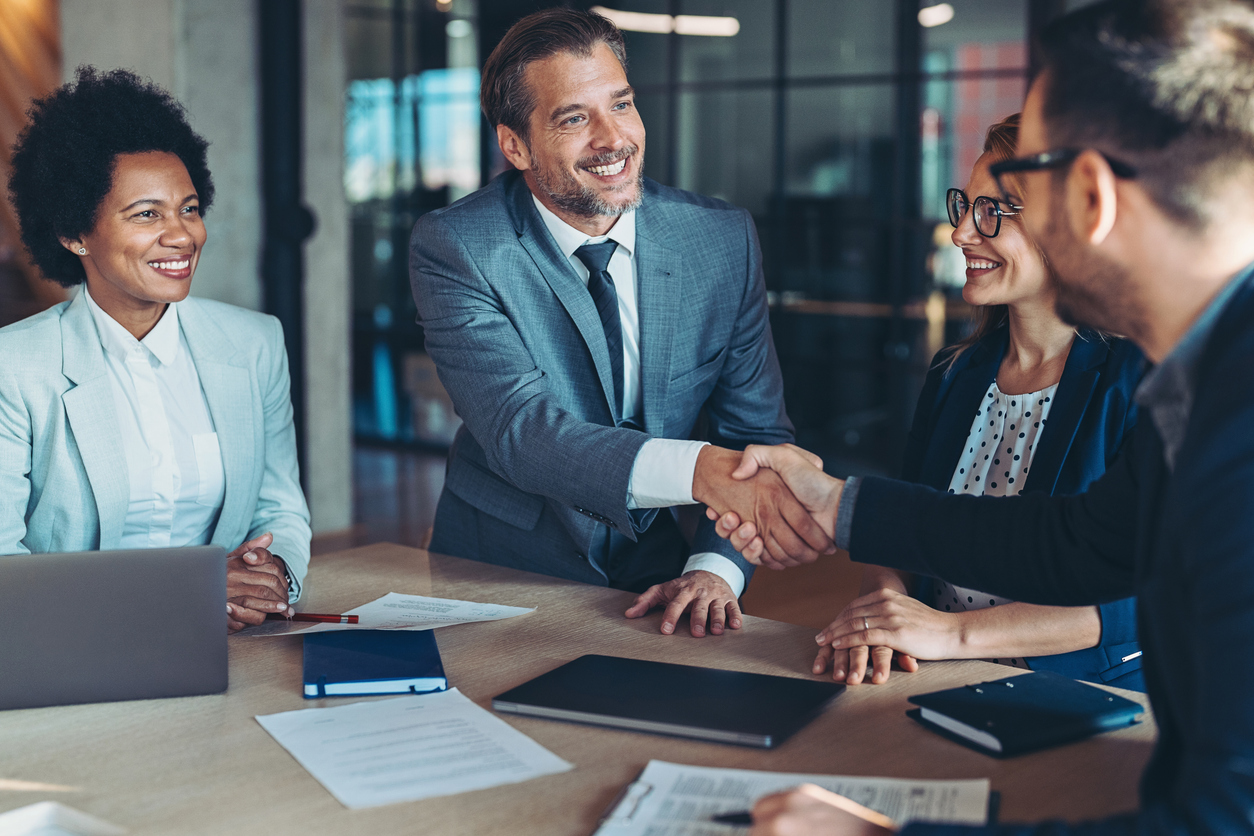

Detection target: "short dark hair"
[480, 7, 628, 141]
[1037, 0, 1254, 228]
[8, 66, 215, 287]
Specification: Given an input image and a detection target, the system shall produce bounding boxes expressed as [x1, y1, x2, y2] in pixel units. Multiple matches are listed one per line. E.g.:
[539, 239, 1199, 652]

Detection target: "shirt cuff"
[682, 552, 746, 598]
[834, 476, 861, 552]
[626, 439, 710, 509]
[273, 554, 302, 603]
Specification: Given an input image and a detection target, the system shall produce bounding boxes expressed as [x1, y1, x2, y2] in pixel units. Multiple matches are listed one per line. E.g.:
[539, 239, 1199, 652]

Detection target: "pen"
[711, 811, 753, 825]
[265, 612, 359, 624]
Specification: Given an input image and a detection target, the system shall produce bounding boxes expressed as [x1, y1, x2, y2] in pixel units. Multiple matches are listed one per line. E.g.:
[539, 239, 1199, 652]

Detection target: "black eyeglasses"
[989, 148, 1138, 203]
[946, 188, 1021, 238]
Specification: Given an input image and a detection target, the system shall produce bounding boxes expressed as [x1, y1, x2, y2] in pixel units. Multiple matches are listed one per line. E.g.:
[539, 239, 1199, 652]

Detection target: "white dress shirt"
[84, 288, 226, 549]
[532, 196, 744, 595]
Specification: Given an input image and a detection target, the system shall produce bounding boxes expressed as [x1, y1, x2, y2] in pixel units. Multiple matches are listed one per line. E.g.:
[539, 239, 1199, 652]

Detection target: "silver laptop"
[0, 546, 228, 710]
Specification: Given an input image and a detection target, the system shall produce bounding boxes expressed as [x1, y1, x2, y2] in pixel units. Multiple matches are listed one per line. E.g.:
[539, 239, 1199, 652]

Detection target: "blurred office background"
[0, 0, 1098, 624]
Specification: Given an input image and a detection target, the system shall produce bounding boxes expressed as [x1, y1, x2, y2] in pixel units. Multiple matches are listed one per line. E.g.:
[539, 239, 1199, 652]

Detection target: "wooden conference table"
[0, 544, 1155, 834]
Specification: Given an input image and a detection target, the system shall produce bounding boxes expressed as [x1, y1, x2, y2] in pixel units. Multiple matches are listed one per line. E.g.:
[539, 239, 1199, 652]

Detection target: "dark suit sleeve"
[899, 382, 1254, 834]
[410, 213, 649, 537]
[689, 209, 795, 579]
[849, 433, 1141, 607]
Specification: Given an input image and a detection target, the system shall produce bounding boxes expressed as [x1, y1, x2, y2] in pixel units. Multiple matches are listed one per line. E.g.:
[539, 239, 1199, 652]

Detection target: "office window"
[345, 0, 1052, 476]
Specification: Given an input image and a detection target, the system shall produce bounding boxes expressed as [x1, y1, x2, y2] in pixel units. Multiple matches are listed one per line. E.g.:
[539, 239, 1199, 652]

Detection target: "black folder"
[491, 654, 843, 748]
[907, 670, 1143, 757]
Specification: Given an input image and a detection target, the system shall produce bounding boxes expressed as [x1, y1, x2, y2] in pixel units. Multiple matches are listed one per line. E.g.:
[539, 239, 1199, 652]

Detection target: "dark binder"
[302, 629, 447, 698]
[907, 670, 1143, 757]
[492, 654, 843, 748]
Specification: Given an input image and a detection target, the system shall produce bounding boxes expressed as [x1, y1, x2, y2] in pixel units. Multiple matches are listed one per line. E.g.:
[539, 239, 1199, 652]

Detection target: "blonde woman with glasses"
[812, 114, 1146, 690]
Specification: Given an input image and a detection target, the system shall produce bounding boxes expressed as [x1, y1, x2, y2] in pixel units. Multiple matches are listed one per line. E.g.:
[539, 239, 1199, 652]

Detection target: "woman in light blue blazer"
[0, 67, 310, 632]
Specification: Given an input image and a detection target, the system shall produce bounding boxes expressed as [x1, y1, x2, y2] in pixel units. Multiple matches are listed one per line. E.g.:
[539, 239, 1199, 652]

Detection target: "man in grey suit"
[409, 8, 831, 637]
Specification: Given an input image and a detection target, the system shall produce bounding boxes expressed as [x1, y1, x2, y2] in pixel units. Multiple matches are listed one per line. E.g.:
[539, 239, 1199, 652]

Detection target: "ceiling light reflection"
[918, 3, 955, 27]
[591, 6, 740, 37]
[0, 778, 79, 792]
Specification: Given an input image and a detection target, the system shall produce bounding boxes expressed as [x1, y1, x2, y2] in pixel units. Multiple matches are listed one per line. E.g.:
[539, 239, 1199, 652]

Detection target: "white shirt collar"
[83, 286, 182, 367]
[531, 192, 636, 259]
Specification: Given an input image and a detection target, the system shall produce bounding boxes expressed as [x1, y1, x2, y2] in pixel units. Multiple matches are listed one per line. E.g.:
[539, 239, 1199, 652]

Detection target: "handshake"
[693, 444, 847, 567]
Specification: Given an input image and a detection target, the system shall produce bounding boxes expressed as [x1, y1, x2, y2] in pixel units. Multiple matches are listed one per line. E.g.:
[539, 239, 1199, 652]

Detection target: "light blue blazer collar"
[58, 291, 257, 551]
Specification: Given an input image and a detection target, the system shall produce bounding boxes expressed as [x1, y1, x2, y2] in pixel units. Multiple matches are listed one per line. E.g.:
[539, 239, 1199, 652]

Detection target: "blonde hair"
[941, 113, 1021, 371]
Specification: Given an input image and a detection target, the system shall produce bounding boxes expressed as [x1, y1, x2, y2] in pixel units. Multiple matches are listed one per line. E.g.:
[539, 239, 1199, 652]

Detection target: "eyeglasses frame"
[946, 188, 1022, 239]
[988, 148, 1139, 204]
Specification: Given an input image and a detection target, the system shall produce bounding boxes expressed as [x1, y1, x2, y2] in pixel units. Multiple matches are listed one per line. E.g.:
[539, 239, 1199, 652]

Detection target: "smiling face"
[503, 43, 645, 233]
[67, 150, 205, 333]
[952, 154, 1053, 310]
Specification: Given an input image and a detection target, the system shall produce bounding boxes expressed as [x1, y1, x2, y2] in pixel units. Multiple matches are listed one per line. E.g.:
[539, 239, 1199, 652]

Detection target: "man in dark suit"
[409, 8, 831, 638]
[703, 1, 1254, 833]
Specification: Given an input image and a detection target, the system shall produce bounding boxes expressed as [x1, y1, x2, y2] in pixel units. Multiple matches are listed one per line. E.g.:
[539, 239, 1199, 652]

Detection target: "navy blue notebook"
[302, 629, 447, 698]
[907, 670, 1143, 757]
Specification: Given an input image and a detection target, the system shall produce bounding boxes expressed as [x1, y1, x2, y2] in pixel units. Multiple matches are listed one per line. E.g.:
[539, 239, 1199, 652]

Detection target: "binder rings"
[302, 629, 447, 698]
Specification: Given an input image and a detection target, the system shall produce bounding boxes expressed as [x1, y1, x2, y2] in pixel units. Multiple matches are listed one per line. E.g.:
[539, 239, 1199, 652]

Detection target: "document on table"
[594, 760, 990, 835]
[242, 592, 534, 636]
[0, 802, 126, 836]
[256, 688, 572, 809]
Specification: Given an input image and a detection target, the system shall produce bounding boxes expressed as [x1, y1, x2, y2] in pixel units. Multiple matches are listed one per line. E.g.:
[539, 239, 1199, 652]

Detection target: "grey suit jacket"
[0, 292, 311, 596]
[409, 171, 792, 586]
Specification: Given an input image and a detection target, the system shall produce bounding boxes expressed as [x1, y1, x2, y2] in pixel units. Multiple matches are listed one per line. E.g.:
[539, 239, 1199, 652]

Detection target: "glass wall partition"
[346, 0, 1060, 478]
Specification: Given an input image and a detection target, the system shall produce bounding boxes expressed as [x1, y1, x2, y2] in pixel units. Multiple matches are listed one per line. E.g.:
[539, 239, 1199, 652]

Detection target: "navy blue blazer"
[901, 326, 1146, 689]
[851, 267, 1254, 834]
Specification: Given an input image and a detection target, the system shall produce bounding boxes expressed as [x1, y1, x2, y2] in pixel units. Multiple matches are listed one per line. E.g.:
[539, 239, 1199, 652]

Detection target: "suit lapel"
[178, 299, 256, 547]
[635, 218, 679, 438]
[59, 292, 128, 549]
[919, 335, 1004, 489]
[1023, 334, 1106, 495]
[508, 176, 619, 418]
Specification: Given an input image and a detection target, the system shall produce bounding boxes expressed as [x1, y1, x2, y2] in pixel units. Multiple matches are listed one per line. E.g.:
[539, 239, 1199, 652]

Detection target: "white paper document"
[0, 802, 126, 836]
[594, 760, 990, 835]
[242, 592, 534, 637]
[256, 688, 572, 809]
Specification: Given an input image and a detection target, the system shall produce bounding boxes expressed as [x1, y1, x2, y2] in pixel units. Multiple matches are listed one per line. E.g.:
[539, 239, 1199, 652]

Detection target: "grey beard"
[531, 149, 644, 219]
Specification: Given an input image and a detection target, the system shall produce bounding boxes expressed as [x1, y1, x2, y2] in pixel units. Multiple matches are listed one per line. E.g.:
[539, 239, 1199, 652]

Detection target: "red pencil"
[265, 612, 359, 624]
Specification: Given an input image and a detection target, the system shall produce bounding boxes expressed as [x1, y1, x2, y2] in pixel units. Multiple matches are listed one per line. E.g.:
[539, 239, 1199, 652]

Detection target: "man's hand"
[705, 444, 844, 567]
[624, 570, 743, 637]
[225, 532, 293, 632]
[814, 588, 963, 665]
[693, 446, 836, 569]
[750, 784, 896, 836]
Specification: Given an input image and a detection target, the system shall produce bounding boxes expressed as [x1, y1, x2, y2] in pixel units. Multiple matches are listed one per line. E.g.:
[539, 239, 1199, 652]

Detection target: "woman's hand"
[813, 642, 915, 685]
[225, 532, 293, 632]
[815, 589, 967, 677]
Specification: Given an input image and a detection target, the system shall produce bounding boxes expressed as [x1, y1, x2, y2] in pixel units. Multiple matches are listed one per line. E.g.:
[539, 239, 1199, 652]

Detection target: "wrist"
[950, 611, 977, 658]
[691, 445, 734, 506]
[825, 479, 844, 522]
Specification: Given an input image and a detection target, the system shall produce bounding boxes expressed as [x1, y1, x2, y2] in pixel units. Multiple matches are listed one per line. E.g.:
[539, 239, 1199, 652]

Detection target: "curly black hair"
[8, 66, 215, 287]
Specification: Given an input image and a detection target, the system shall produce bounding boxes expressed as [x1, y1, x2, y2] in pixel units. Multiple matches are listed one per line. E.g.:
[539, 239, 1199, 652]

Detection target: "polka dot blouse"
[931, 380, 1058, 669]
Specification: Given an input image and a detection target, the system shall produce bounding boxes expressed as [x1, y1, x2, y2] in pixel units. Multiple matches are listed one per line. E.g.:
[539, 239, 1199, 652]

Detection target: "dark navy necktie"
[573, 241, 623, 422]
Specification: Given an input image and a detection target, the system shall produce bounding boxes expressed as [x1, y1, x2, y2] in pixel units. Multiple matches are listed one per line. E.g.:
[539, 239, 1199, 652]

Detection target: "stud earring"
[78, 248, 86, 254]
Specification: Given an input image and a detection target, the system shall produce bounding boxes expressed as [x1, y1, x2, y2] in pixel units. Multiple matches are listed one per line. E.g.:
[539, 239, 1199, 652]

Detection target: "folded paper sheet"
[595, 760, 990, 835]
[256, 688, 572, 809]
[242, 592, 534, 637]
[0, 802, 126, 836]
